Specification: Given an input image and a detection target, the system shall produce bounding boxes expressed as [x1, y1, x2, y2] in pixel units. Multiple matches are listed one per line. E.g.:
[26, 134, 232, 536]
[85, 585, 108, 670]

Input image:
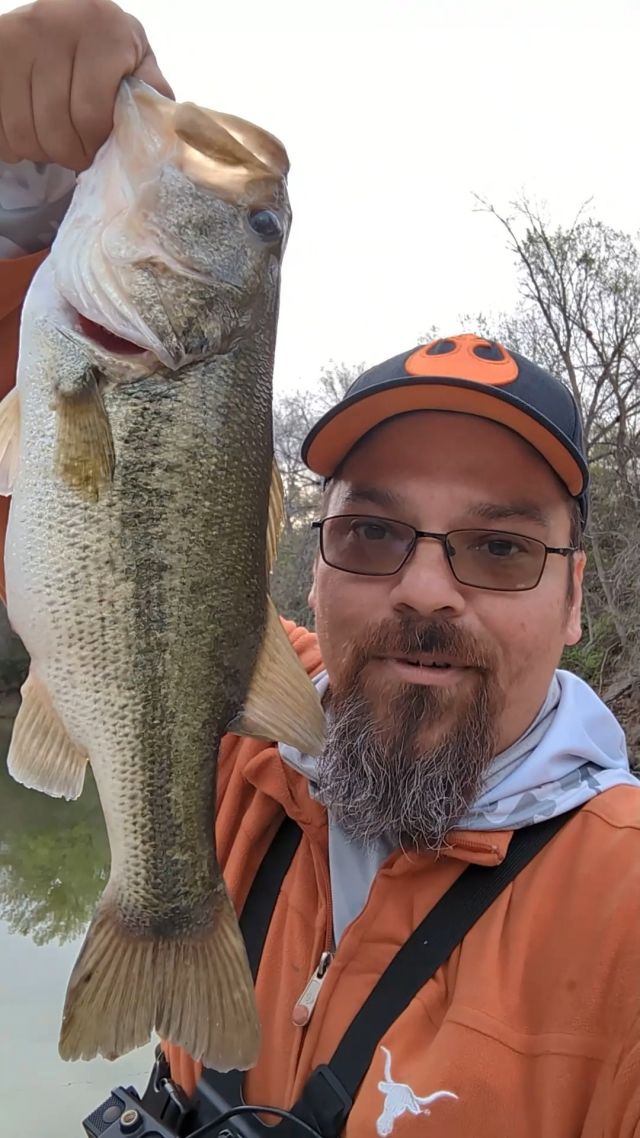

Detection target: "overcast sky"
[9, 0, 640, 391]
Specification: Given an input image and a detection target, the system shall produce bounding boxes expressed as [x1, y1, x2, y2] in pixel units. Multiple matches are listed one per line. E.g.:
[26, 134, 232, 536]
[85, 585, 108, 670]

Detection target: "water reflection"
[0, 721, 108, 945]
[0, 716, 155, 1137]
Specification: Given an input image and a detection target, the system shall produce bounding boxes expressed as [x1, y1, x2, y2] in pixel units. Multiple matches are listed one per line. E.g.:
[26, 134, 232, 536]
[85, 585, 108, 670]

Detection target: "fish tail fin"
[58, 887, 260, 1071]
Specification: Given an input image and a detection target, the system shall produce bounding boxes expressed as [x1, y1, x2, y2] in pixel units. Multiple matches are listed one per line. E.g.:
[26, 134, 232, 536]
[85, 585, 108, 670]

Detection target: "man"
[1, 3, 640, 1136]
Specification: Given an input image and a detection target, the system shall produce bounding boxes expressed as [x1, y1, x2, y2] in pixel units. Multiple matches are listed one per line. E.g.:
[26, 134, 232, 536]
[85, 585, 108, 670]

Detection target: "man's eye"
[487, 540, 518, 557]
[351, 521, 389, 541]
[476, 536, 526, 558]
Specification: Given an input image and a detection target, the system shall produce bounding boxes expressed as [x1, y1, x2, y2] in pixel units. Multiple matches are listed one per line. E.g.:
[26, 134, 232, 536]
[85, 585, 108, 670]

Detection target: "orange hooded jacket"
[2, 255, 640, 1138]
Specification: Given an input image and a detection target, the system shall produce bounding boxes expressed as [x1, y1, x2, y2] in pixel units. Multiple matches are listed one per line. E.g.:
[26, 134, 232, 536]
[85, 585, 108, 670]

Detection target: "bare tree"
[475, 197, 640, 689]
[271, 364, 361, 624]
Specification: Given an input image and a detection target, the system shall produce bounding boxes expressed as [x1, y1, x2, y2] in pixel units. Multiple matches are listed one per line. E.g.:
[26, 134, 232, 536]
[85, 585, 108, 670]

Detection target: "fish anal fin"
[0, 386, 20, 494]
[7, 670, 88, 800]
[58, 885, 260, 1072]
[229, 597, 326, 756]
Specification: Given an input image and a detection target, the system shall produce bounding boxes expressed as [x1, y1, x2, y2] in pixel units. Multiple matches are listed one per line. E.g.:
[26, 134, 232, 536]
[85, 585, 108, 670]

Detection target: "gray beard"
[315, 675, 500, 851]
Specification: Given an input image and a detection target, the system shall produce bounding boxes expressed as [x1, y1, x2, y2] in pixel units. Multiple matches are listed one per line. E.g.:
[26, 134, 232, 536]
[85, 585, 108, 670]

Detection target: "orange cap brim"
[302, 379, 587, 497]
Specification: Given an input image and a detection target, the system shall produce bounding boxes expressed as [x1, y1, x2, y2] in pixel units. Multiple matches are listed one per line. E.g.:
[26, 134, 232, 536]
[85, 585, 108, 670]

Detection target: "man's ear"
[565, 551, 586, 647]
[308, 553, 319, 613]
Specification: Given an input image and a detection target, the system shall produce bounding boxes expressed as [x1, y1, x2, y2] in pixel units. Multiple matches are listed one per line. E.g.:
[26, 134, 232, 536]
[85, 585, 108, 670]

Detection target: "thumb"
[133, 51, 175, 100]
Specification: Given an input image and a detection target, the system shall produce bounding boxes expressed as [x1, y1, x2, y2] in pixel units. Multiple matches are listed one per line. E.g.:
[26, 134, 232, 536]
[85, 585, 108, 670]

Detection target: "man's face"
[309, 411, 585, 848]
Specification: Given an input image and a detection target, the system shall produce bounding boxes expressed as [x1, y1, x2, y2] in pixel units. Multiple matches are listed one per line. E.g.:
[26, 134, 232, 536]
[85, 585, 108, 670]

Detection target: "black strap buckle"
[141, 1047, 193, 1135]
[291, 1065, 353, 1138]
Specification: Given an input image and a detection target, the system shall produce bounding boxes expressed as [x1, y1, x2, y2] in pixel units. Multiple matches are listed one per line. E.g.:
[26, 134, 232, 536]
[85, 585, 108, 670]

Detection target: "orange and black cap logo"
[404, 334, 520, 386]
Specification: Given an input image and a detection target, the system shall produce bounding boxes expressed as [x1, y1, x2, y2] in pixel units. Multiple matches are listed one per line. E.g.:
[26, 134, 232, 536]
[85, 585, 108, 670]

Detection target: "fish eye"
[248, 209, 283, 241]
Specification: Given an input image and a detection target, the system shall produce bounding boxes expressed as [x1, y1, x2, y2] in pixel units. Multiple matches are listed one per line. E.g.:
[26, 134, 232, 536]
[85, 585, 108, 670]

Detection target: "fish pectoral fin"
[59, 883, 260, 1071]
[8, 670, 88, 800]
[0, 386, 21, 494]
[54, 367, 115, 501]
[229, 597, 326, 756]
[266, 458, 285, 575]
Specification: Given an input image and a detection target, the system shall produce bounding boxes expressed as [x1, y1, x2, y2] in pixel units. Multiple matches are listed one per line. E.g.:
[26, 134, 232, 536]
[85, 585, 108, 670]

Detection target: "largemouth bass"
[0, 80, 325, 1071]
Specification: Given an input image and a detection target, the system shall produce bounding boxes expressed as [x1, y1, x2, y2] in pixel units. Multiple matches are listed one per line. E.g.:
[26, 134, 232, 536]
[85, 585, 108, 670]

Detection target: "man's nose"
[388, 535, 467, 619]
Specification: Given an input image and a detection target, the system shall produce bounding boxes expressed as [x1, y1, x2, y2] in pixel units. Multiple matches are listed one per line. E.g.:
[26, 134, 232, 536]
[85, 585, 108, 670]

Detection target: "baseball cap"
[301, 334, 590, 526]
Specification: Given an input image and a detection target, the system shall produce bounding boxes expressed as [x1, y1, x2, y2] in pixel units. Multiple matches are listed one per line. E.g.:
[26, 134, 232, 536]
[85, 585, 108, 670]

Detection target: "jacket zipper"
[450, 836, 500, 855]
[292, 950, 333, 1027]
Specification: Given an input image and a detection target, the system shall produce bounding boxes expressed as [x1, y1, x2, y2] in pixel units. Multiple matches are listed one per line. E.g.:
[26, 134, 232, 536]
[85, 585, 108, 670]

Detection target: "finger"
[30, 51, 88, 170]
[68, 21, 153, 165]
[0, 124, 19, 164]
[0, 65, 49, 163]
[68, 59, 120, 166]
[69, 17, 172, 164]
[0, 127, 20, 163]
[0, 80, 21, 162]
[133, 52, 175, 101]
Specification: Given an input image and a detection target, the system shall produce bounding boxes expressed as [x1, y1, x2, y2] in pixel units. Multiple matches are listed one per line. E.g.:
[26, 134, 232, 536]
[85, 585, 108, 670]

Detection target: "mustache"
[349, 616, 495, 672]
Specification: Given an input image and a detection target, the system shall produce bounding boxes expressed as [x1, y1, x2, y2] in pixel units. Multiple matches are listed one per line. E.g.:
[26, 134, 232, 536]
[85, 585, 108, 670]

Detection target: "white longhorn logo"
[376, 1046, 458, 1136]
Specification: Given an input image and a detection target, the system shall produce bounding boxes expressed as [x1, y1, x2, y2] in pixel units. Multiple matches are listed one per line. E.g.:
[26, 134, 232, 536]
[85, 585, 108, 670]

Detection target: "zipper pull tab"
[292, 951, 333, 1027]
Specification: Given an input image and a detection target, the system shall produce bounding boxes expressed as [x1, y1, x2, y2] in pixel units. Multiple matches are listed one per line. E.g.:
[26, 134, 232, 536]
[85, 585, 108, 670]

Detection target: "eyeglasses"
[311, 514, 578, 592]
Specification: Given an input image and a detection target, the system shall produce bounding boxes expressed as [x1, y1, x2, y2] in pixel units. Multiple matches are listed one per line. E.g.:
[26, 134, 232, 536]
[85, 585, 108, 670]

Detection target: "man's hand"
[0, 0, 173, 170]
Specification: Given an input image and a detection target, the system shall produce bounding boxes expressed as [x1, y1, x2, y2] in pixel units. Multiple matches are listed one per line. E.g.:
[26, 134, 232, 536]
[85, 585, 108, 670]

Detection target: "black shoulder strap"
[192, 816, 303, 1121]
[292, 809, 578, 1137]
[240, 816, 303, 979]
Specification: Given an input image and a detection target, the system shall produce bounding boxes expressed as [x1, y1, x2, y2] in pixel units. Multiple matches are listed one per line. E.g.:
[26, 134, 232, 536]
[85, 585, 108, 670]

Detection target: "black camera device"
[81, 1083, 272, 1138]
[80, 1050, 334, 1138]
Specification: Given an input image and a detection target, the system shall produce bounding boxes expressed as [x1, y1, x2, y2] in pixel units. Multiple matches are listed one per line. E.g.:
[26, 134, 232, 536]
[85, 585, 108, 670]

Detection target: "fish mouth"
[75, 312, 148, 356]
[68, 302, 243, 372]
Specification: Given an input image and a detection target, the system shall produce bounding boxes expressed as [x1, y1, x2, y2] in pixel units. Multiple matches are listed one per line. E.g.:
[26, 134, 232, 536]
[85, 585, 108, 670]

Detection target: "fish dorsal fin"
[228, 597, 325, 756]
[0, 386, 20, 494]
[267, 458, 285, 575]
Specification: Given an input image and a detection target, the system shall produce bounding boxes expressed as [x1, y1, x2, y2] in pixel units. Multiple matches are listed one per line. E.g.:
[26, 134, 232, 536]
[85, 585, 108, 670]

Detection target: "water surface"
[0, 719, 155, 1137]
